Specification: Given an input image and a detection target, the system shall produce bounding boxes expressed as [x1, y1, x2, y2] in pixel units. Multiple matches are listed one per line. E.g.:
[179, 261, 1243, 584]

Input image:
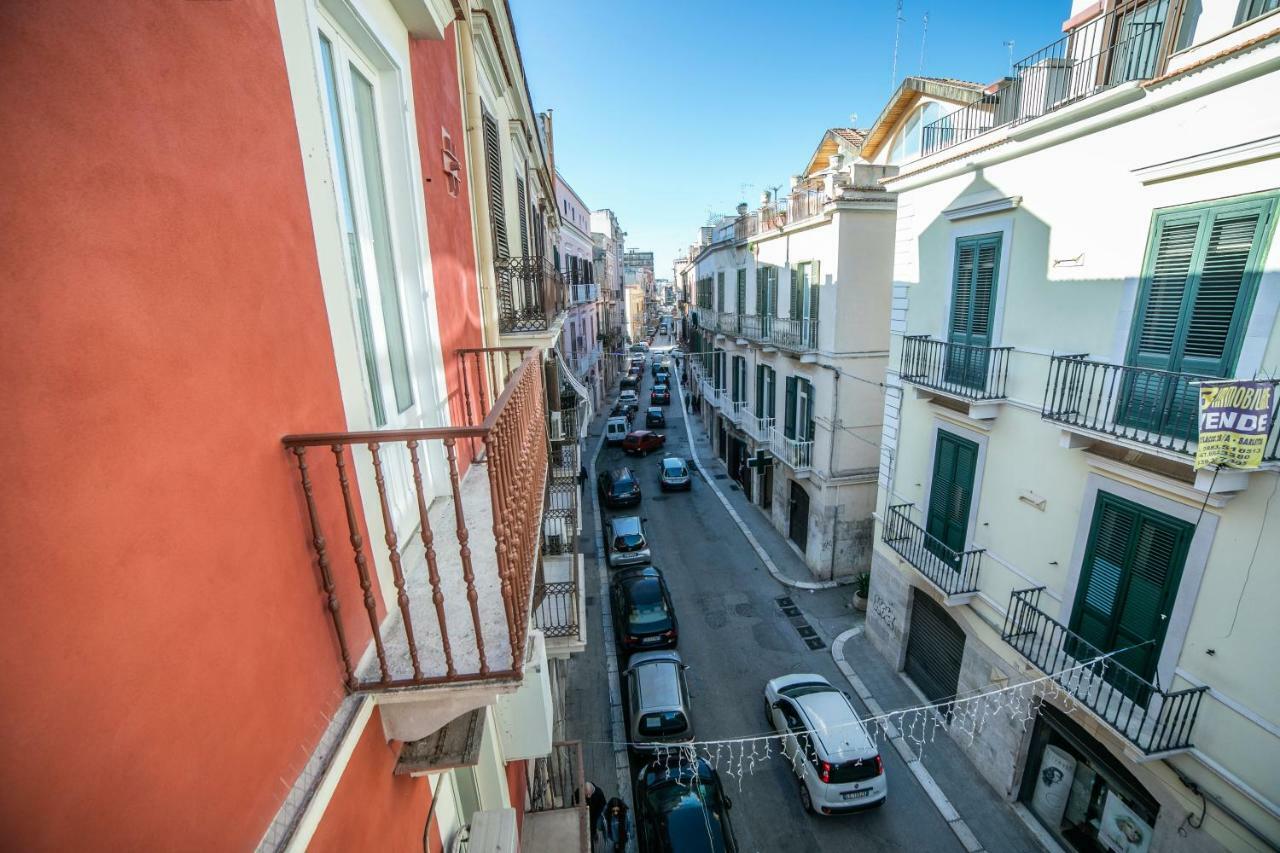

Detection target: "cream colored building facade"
[867, 5, 1280, 852]
[686, 130, 897, 578]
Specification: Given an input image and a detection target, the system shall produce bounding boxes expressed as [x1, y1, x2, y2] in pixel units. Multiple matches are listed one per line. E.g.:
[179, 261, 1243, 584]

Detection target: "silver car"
[625, 650, 694, 753]
[607, 515, 651, 568]
[659, 456, 692, 491]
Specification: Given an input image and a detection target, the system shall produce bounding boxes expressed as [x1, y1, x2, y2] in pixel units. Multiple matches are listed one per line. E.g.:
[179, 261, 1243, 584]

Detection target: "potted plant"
[852, 572, 870, 612]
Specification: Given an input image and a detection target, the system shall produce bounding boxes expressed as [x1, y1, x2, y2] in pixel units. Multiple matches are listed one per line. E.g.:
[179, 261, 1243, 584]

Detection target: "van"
[605, 417, 629, 445]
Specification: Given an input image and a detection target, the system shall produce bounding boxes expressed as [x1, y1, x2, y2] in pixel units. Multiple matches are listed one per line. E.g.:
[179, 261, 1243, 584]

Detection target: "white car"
[619, 390, 639, 408]
[764, 674, 886, 814]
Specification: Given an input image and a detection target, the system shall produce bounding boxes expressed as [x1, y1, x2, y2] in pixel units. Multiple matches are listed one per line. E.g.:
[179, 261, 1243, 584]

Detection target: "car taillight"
[820, 761, 831, 783]
[875, 755, 884, 776]
[662, 630, 675, 638]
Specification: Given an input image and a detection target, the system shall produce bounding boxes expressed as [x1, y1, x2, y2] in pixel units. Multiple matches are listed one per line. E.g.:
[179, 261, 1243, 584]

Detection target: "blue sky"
[511, 0, 1069, 277]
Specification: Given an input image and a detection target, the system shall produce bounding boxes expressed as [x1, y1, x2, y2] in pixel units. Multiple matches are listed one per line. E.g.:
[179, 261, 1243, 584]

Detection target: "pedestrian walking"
[574, 782, 607, 851]
[596, 797, 635, 853]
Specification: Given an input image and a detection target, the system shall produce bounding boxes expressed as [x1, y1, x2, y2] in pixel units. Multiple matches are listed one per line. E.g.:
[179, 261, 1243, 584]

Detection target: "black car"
[598, 467, 642, 508]
[645, 407, 666, 428]
[650, 384, 670, 405]
[635, 758, 737, 852]
[611, 566, 677, 651]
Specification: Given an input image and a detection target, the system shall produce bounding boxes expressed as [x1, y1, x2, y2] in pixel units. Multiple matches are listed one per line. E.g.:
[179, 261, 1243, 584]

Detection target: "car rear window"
[826, 756, 881, 783]
[615, 475, 636, 489]
[613, 533, 645, 551]
[639, 711, 688, 737]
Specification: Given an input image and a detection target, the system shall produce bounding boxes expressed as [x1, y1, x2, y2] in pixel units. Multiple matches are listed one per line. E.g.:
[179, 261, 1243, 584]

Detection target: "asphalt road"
[590, 337, 963, 853]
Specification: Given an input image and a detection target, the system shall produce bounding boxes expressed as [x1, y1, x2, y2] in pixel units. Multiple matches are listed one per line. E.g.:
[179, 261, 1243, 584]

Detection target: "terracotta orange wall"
[410, 26, 484, 444]
[310, 707, 442, 853]
[506, 760, 528, 836]
[0, 2, 377, 849]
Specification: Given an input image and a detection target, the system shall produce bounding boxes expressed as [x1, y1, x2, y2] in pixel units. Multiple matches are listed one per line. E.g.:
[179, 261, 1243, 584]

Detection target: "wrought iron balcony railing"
[282, 347, 547, 692]
[541, 474, 578, 556]
[744, 414, 775, 444]
[729, 399, 749, 424]
[922, 0, 1177, 157]
[1002, 587, 1207, 754]
[532, 581, 579, 639]
[901, 335, 1012, 401]
[882, 504, 982, 596]
[739, 314, 819, 352]
[1042, 355, 1280, 460]
[570, 283, 599, 304]
[770, 428, 813, 472]
[496, 255, 565, 334]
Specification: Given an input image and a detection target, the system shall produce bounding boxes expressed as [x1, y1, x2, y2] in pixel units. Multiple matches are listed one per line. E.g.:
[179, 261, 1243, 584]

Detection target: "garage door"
[904, 590, 965, 711]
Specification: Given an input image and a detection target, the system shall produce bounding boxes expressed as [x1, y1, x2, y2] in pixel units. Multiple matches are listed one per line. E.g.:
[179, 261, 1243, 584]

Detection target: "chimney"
[540, 109, 555, 182]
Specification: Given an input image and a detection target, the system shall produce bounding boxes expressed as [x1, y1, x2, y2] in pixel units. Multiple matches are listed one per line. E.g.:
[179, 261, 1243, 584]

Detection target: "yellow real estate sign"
[1195, 380, 1274, 470]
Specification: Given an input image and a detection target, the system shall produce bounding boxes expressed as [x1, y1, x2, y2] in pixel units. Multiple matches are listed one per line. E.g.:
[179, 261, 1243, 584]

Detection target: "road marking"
[587, 407, 633, 806]
[831, 628, 991, 853]
[669, 370, 848, 591]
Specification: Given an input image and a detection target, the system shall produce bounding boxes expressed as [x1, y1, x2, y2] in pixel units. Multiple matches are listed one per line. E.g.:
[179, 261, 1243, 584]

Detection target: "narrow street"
[568, 334, 976, 852]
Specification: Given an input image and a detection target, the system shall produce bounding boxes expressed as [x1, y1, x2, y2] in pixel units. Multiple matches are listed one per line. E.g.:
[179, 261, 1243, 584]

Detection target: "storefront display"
[1019, 706, 1159, 853]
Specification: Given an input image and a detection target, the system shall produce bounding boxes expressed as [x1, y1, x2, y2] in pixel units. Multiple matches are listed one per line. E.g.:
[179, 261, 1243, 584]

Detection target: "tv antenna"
[1003, 40, 1016, 76]
[890, 0, 904, 93]
[919, 11, 929, 75]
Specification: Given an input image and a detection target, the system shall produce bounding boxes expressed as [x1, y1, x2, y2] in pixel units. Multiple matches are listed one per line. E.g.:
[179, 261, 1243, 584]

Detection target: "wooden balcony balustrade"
[282, 347, 548, 693]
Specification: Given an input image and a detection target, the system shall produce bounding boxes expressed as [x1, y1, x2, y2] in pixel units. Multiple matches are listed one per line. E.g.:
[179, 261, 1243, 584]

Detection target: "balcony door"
[1107, 0, 1170, 86]
[789, 262, 820, 348]
[316, 23, 431, 535]
[946, 234, 1001, 391]
[783, 376, 815, 442]
[924, 431, 978, 568]
[1070, 493, 1191, 704]
[755, 364, 775, 420]
[1121, 194, 1277, 439]
[756, 265, 777, 338]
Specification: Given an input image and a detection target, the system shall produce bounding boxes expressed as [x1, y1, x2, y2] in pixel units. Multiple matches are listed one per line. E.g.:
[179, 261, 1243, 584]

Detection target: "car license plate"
[641, 636, 660, 644]
[842, 789, 869, 800]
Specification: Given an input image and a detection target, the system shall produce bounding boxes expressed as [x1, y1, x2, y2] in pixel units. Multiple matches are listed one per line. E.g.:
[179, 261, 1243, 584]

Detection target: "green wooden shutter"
[516, 176, 529, 256]
[716, 272, 725, 312]
[800, 379, 815, 440]
[1124, 194, 1277, 436]
[946, 235, 1000, 389]
[737, 269, 746, 316]
[807, 261, 820, 347]
[1071, 494, 1192, 701]
[756, 268, 765, 315]
[784, 376, 797, 438]
[924, 432, 978, 565]
[790, 267, 802, 317]
[767, 368, 776, 418]
[482, 111, 508, 259]
[755, 364, 764, 417]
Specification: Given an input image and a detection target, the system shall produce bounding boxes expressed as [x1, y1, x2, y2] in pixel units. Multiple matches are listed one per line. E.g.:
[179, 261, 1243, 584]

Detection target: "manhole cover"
[805, 637, 826, 651]
[775, 596, 794, 608]
[781, 606, 801, 617]
[796, 626, 818, 639]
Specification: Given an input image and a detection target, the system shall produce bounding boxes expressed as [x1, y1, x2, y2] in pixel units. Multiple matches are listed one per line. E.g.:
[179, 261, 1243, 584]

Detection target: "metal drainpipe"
[457, 9, 499, 349]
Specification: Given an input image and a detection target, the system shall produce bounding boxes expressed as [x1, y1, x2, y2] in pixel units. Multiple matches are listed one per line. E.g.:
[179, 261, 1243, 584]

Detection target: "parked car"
[650, 359, 670, 378]
[611, 566, 677, 650]
[605, 516, 651, 569]
[764, 674, 886, 814]
[650, 384, 670, 405]
[624, 650, 694, 753]
[622, 430, 666, 456]
[659, 456, 692, 491]
[635, 758, 738, 853]
[630, 342, 649, 353]
[598, 467, 642, 508]
[619, 390, 639, 409]
[620, 374, 638, 390]
[605, 417, 629, 445]
[645, 407, 666, 428]
[654, 370, 670, 387]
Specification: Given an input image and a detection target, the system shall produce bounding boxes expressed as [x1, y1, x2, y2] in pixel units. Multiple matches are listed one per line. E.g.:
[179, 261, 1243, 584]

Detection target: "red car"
[622, 430, 667, 456]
